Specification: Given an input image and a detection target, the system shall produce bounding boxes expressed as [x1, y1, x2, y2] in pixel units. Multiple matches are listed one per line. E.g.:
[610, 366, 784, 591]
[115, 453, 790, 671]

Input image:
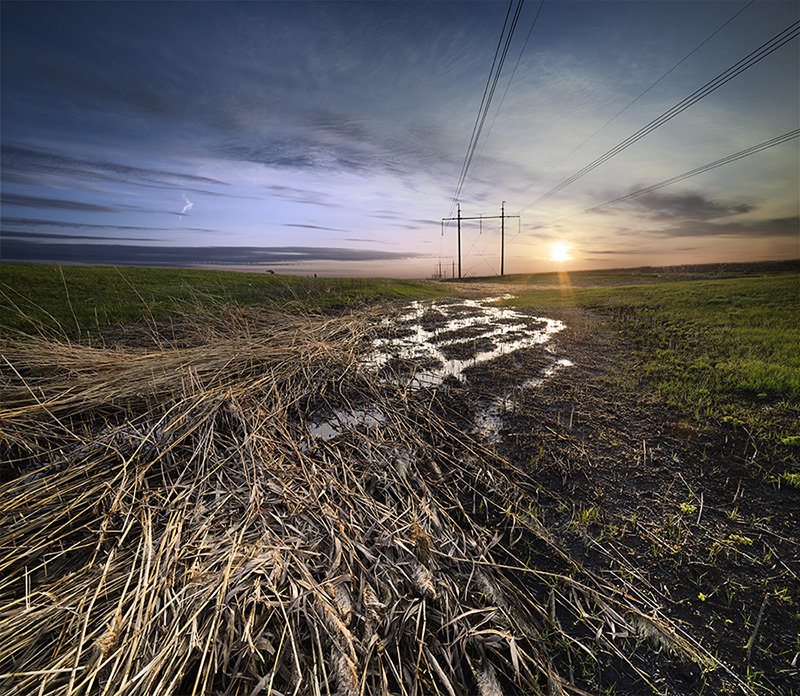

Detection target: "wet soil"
[393, 292, 799, 695]
[507, 318, 796, 694]
[437, 336, 497, 361]
[24, 288, 796, 693]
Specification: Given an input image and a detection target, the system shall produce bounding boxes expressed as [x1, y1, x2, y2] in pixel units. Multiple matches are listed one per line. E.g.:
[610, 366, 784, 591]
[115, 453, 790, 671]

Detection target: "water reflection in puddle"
[475, 357, 575, 443]
[308, 296, 573, 442]
[369, 296, 565, 388]
[523, 357, 575, 389]
[309, 406, 386, 441]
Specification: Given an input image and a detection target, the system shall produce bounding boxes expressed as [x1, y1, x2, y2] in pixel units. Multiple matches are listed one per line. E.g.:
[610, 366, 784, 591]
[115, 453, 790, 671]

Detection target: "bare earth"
[403, 290, 799, 694]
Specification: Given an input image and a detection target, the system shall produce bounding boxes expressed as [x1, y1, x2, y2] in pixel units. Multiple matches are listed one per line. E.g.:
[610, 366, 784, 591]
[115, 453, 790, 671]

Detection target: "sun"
[549, 241, 573, 263]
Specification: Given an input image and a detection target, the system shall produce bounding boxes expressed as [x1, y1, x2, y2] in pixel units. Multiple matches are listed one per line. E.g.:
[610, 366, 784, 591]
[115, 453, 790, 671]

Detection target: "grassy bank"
[507, 271, 800, 460]
[0, 263, 446, 336]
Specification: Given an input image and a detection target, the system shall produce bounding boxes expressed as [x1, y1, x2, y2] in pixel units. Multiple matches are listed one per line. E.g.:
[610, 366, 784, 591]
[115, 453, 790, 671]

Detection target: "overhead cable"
[514, 0, 756, 202]
[449, 0, 524, 214]
[449, 0, 514, 215]
[475, 0, 546, 166]
[520, 19, 800, 213]
[582, 129, 800, 214]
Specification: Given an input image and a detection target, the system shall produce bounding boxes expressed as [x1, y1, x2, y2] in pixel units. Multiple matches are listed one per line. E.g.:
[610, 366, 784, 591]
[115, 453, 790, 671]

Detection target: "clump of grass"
[783, 472, 800, 488]
[0, 303, 735, 695]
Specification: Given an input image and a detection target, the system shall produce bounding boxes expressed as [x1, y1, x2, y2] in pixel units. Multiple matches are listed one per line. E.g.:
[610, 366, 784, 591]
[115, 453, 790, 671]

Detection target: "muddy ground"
[7, 286, 794, 694]
[380, 290, 799, 695]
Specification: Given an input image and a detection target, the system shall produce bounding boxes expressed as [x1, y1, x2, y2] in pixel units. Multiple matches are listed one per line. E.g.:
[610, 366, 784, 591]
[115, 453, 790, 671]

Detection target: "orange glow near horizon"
[558, 269, 576, 314]
[549, 241, 573, 263]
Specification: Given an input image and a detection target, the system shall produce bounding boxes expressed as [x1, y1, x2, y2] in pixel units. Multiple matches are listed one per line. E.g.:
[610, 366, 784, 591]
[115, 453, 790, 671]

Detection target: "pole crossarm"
[442, 203, 519, 278]
[441, 214, 517, 221]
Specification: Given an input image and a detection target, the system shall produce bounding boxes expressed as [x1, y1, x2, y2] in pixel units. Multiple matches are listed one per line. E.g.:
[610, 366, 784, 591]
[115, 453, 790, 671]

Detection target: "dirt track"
[386, 292, 799, 694]
[2, 287, 796, 695]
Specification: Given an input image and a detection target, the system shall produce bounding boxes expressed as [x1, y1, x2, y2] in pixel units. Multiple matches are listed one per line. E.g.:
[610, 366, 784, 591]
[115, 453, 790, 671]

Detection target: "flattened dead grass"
[0, 306, 745, 695]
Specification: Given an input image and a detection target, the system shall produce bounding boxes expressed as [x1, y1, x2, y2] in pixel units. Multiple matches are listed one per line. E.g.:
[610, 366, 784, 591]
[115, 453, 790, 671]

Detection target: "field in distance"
[0, 263, 449, 336]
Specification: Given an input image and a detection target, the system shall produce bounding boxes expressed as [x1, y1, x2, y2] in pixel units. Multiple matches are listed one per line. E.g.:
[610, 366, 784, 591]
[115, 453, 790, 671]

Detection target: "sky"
[1, 0, 798, 278]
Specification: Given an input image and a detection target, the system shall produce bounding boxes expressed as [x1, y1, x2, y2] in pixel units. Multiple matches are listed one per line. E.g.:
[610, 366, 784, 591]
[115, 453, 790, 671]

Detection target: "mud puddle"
[369, 296, 566, 386]
[308, 406, 386, 441]
[309, 297, 573, 442]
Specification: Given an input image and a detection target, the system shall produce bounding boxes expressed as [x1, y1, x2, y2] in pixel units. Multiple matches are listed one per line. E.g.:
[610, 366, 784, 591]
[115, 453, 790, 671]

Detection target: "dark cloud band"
[1, 192, 121, 213]
[2, 240, 424, 267]
[1, 216, 217, 234]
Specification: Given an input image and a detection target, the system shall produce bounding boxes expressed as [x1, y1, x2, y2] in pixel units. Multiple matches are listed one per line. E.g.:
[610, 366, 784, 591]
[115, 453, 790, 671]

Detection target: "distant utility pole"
[442, 202, 519, 278]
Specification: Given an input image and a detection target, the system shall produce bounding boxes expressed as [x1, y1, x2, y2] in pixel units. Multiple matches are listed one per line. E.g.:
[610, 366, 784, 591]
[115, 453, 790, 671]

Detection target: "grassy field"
[504, 271, 799, 448]
[0, 263, 447, 336]
[3, 261, 796, 438]
[468, 259, 799, 289]
[1, 260, 798, 694]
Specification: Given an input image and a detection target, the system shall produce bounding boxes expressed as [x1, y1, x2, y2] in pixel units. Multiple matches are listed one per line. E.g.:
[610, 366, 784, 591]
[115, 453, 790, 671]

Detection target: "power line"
[519, 18, 800, 214]
[474, 0, 546, 168]
[463, 216, 503, 278]
[463, 218, 503, 277]
[513, 0, 756, 203]
[441, 0, 525, 272]
[443, 203, 519, 278]
[582, 129, 800, 215]
[449, 0, 514, 215]
[449, 0, 525, 214]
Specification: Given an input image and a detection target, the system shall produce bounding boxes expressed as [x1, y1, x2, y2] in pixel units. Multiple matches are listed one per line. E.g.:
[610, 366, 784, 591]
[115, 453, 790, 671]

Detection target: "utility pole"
[457, 203, 462, 279]
[442, 202, 519, 278]
[501, 201, 505, 277]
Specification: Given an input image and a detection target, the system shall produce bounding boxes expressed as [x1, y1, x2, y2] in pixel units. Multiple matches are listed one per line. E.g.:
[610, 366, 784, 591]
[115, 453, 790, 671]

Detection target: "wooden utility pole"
[442, 202, 519, 278]
[501, 201, 506, 277]
[457, 204, 462, 279]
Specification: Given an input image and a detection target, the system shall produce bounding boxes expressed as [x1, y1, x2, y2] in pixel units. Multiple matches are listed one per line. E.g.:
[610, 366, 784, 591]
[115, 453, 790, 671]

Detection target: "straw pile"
[1, 306, 730, 695]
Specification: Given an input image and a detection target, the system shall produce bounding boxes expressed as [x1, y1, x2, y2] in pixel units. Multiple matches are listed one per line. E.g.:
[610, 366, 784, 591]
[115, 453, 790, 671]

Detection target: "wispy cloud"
[283, 223, 348, 232]
[265, 185, 339, 208]
[0, 191, 188, 217]
[585, 249, 639, 255]
[303, 109, 372, 141]
[1, 217, 218, 234]
[627, 190, 754, 220]
[1, 145, 227, 190]
[1, 192, 121, 213]
[179, 193, 193, 217]
[3, 230, 161, 242]
[339, 237, 398, 246]
[216, 134, 373, 174]
[652, 216, 799, 238]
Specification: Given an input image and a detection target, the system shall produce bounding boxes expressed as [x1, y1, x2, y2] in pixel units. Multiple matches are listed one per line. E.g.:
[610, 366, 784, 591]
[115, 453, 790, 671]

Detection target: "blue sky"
[2, 0, 798, 277]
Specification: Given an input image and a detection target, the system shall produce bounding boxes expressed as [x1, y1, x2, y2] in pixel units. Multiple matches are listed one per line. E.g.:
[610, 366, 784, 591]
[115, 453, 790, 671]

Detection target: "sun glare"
[549, 241, 573, 263]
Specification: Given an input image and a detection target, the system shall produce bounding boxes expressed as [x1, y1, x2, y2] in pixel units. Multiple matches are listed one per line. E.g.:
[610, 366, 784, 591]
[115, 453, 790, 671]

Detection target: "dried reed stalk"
[0, 305, 738, 695]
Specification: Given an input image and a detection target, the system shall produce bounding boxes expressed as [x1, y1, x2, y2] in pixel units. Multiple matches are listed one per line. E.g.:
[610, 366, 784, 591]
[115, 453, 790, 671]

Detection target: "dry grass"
[0, 305, 750, 695]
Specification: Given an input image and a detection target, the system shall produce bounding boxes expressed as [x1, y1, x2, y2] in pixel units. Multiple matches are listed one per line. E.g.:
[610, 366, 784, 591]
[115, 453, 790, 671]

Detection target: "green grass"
[0, 263, 447, 336]
[3, 261, 797, 448]
[509, 272, 800, 443]
[457, 259, 798, 288]
[461, 268, 674, 288]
